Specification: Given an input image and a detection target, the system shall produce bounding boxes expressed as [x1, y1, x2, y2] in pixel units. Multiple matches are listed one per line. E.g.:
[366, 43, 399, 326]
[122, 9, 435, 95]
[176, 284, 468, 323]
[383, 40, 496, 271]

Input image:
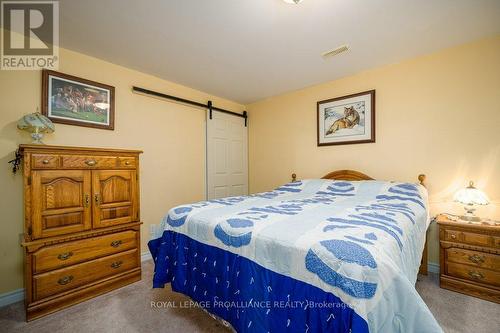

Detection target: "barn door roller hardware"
[132, 86, 247, 126]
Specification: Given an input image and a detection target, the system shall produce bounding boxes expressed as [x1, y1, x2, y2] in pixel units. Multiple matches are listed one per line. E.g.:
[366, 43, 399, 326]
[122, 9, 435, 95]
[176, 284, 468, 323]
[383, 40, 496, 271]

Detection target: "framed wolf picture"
[317, 90, 375, 146]
[42, 70, 115, 130]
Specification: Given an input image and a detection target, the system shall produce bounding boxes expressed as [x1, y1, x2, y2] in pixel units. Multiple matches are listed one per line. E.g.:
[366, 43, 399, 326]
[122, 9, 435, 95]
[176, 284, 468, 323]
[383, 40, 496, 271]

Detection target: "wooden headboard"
[322, 169, 374, 181]
[291, 169, 428, 275]
[291, 169, 426, 188]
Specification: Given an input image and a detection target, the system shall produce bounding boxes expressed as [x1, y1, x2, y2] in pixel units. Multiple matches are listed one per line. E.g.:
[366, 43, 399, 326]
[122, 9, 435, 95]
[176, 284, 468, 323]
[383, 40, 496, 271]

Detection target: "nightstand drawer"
[446, 262, 500, 287]
[444, 229, 492, 247]
[446, 248, 500, 270]
[462, 231, 492, 247]
[444, 229, 461, 242]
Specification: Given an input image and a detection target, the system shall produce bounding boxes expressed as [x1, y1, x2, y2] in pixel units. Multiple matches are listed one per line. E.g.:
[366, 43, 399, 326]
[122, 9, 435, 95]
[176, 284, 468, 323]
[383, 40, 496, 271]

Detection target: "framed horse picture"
[317, 90, 375, 146]
[42, 70, 115, 130]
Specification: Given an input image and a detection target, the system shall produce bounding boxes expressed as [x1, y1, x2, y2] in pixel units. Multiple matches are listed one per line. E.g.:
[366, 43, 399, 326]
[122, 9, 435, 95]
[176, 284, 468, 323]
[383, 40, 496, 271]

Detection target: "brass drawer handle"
[450, 234, 457, 240]
[468, 270, 484, 280]
[468, 254, 485, 264]
[85, 159, 97, 166]
[124, 161, 131, 166]
[58, 275, 74, 285]
[110, 240, 122, 248]
[42, 159, 50, 164]
[110, 261, 123, 269]
[57, 252, 73, 261]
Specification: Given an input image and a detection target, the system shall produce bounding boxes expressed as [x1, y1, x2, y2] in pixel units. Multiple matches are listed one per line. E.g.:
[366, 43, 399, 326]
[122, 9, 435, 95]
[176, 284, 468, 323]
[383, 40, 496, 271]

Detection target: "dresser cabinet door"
[92, 170, 138, 228]
[31, 170, 92, 239]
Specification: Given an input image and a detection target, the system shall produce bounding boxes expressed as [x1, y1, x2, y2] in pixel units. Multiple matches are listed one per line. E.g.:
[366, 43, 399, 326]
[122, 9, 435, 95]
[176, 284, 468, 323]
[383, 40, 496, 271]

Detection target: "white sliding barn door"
[206, 111, 248, 199]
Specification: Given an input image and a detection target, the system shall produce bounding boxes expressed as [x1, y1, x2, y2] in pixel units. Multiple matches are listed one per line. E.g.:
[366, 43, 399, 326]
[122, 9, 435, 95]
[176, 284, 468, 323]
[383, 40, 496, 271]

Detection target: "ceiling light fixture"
[283, 0, 304, 4]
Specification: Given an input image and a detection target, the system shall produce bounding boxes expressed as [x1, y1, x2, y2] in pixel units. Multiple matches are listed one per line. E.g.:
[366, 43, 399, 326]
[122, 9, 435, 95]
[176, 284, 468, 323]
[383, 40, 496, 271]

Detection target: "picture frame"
[317, 90, 375, 146]
[42, 70, 115, 130]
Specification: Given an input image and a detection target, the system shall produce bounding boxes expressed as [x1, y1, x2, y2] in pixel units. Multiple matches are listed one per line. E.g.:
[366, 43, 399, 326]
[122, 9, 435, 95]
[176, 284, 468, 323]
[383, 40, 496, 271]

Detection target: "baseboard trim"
[0, 288, 24, 308]
[428, 261, 439, 274]
[141, 251, 152, 262]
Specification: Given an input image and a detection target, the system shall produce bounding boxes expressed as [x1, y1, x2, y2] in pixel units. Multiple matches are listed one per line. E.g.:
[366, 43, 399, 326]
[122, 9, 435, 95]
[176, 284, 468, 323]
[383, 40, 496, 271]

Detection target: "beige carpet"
[1, 261, 498, 333]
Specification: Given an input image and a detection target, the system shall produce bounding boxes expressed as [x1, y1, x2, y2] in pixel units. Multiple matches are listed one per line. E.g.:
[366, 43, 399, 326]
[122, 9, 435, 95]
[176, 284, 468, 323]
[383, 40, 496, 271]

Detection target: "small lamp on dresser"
[17, 112, 55, 144]
[453, 181, 489, 222]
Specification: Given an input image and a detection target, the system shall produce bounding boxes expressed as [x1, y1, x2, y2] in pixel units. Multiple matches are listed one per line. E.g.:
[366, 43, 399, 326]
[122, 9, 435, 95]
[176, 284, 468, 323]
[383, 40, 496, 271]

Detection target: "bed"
[148, 170, 442, 332]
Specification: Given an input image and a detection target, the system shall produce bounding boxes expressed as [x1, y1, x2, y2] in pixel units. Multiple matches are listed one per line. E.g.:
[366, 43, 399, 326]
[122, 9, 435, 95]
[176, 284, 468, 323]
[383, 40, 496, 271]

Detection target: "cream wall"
[0, 47, 244, 294]
[247, 36, 500, 265]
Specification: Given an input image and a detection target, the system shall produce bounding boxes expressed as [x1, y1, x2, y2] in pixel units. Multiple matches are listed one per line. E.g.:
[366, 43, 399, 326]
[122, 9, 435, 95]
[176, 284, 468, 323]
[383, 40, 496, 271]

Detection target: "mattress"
[149, 179, 442, 332]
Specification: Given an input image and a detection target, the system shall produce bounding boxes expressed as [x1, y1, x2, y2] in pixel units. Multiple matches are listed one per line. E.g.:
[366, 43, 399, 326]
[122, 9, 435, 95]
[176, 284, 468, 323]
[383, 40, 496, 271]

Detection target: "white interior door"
[206, 110, 248, 199]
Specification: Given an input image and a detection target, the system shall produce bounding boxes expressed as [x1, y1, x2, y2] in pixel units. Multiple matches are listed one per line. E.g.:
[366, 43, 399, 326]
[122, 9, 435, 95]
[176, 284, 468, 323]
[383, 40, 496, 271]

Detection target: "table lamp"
[17, 112, 55, 144]
[453, 181, 489, 222]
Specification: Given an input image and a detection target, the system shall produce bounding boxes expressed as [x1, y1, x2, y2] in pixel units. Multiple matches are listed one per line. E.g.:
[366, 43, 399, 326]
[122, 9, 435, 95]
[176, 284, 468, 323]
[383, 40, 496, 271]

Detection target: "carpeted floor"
[1, 261, 498, 333]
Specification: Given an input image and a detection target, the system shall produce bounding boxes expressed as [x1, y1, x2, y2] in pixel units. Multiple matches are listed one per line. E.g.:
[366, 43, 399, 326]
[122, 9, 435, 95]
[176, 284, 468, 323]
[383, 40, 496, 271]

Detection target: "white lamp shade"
[283, 0, 304, 4]
[453, 182, 489, 205]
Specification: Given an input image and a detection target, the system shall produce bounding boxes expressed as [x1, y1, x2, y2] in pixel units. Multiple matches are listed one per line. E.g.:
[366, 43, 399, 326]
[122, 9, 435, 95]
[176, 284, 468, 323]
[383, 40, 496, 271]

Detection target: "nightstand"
[437, 214, 500, 303]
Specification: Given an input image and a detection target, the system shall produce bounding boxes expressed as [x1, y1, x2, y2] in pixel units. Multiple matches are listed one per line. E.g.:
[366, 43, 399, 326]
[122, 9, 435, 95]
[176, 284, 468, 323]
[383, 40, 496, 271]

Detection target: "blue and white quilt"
[149, 179, 442, 332]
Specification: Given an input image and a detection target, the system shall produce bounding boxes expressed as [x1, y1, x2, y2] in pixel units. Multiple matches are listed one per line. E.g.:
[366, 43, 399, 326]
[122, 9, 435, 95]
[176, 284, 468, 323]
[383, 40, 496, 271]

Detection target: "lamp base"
[30, 132, 45, 144]
[459, 215, 481, 222]
[459, 205, 481, 223]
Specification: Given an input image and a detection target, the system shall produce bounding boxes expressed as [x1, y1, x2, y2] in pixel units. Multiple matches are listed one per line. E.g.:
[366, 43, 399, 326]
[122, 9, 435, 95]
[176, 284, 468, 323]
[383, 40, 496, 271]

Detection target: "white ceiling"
[60, 0, 500, 104]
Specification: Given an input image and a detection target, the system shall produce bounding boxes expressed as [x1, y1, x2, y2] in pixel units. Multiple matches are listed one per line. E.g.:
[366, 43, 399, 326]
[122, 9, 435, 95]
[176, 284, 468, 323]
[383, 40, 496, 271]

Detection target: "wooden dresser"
[20, 145, 143, 320]
[437, 214, 500, 303]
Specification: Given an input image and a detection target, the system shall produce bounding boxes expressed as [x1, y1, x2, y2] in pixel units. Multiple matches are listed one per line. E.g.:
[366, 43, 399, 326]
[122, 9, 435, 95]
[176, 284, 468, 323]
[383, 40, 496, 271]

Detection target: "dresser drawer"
[32, 154, 59, 169]
[33, 249, 139, 301]
[446, 262, 500, 287]
[117, 157, 136, 168]
[446, 248, 500, 270]
[33, 231, 137, 273]
[61, 155, 119, 169]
